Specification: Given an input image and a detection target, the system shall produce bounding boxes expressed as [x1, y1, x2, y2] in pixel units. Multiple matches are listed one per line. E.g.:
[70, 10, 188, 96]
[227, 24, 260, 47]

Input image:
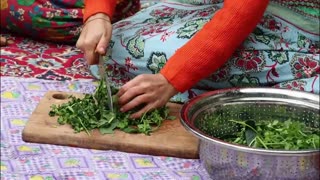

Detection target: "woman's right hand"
[76, 13, 112, 65]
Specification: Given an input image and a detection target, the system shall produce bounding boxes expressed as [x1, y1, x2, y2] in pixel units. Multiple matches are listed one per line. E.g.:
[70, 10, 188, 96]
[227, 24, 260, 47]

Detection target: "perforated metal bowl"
[180, 88, 320, 180]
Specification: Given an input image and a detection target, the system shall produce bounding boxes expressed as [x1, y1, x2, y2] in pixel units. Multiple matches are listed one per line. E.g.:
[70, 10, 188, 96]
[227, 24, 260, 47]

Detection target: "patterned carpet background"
[1, 34, 93, 81]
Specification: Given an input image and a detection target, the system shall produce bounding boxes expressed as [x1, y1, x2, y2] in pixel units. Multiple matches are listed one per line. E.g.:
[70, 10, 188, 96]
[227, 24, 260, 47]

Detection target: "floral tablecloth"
[0, 77, 210, 180]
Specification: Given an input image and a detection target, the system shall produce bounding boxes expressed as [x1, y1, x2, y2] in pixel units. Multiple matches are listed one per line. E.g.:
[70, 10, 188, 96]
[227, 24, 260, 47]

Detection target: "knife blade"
[98, 55, 114, 112]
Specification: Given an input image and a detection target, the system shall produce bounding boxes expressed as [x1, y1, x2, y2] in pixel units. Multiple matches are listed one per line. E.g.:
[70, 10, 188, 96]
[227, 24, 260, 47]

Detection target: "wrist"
[83, 13, 112, 28]
[158, 73, 178, 97]
[86, 13, 111, 23]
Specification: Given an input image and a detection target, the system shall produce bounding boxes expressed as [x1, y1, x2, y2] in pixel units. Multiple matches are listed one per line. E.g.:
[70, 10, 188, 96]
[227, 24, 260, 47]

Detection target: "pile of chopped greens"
[198, 113, 320, 150]
[49, 79, 175, 136]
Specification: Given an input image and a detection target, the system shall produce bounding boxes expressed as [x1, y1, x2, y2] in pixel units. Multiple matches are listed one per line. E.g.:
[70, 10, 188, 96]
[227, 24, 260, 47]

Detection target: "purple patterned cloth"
[0, 77, 210, 180]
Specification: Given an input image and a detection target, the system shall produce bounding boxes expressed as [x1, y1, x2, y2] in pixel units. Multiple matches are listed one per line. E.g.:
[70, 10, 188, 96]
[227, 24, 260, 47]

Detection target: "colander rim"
[180, 87, 320, 155]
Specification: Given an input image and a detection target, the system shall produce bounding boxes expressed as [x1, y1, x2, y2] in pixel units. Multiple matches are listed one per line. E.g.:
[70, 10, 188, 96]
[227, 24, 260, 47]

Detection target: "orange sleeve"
[160, 0, 269, 92]
[83, 0, 117, 22]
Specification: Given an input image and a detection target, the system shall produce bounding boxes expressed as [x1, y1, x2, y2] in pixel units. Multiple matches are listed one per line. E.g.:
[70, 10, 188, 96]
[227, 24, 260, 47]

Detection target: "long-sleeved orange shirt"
[84, 0, 269, 92]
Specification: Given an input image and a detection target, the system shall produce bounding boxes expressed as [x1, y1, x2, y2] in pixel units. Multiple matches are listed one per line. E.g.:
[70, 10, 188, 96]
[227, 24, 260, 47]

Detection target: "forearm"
[83, 0, 117, 22]
[160, 0, 269, 92]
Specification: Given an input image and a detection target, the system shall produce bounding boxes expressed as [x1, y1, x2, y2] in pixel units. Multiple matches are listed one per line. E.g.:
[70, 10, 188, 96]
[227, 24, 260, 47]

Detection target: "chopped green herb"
[49, 79, 175, 136]
[199, 115, 319, 150]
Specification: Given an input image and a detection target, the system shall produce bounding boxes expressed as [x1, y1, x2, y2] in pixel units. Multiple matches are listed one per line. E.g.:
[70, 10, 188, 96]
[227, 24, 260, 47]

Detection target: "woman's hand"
[0, 36, 7, 46]
[76, 13, 112, 65]
[0, 36, 13, 46]
[117, 74, 178, 119]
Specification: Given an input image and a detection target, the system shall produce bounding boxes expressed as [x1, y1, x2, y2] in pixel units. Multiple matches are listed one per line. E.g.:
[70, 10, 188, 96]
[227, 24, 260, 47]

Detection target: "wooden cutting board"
[22, 91, 199, 159]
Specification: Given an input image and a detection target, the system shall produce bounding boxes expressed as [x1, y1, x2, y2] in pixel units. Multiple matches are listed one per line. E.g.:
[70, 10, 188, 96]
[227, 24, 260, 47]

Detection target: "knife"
[98, 55, 114, 112]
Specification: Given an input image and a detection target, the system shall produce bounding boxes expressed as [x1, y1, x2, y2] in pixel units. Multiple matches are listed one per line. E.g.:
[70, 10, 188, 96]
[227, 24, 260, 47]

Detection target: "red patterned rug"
[1, 34, 94, 81]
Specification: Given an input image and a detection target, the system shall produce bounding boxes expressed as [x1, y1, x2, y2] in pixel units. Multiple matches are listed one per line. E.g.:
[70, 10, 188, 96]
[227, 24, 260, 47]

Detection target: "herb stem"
[67, 106, 74, 113]
[264, 143, 286, 145]
[256, 136, 268, 149]
[248, 138, 256, 147]
[312, 138, 316, 149]
[298, 130, 307, 137]
[229, 120, 260, 136]
[78, 117, 91, 136]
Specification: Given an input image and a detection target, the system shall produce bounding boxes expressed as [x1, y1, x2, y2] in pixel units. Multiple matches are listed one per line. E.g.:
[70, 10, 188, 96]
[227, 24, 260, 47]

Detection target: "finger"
[96, 33, 111, 55]
[76, 32, 86, 50]
[118, 86, 146, 106]
[120, 94, 150, 112]
[117, 86, 127, 97]
[84, 49, 99, 65]
[75, 38, 82, 49]
[92, 52, 99, 65]
[117, 81, 138, 98]
[130, 103, 154, 119]
[117, 75, 144, 97]
[79, 30, 99, 65]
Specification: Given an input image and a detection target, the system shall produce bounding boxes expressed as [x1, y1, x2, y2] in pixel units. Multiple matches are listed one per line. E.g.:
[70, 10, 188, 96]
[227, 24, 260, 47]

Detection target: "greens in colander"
[197, 111, 320, 150]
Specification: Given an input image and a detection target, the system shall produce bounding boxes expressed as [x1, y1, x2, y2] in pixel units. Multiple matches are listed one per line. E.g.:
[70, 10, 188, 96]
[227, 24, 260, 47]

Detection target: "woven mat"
[0, 77, 210, 179]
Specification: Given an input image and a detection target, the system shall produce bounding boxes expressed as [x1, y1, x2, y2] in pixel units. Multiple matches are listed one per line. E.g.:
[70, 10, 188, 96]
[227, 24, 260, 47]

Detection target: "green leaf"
[122, 127, 138, 134]
[99, 120, 119, 134]
[244, 120, 257, 146]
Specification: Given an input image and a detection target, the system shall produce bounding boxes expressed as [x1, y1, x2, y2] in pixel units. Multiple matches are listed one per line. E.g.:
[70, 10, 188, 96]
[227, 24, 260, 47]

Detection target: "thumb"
[95, 34, 110, 55]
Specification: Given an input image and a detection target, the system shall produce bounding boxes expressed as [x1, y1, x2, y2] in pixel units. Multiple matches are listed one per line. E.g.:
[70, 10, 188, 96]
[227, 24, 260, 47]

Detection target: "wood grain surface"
[22, 91, 199, 159]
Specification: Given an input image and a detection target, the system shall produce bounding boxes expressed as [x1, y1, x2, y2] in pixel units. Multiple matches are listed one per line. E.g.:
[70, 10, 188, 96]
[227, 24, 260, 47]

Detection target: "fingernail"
[99, 47, 105, 53]
[120, 108, 124, 112]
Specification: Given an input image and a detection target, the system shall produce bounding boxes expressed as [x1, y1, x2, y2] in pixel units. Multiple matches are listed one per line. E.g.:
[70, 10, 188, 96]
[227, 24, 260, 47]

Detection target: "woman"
[77, 0, 320, 118]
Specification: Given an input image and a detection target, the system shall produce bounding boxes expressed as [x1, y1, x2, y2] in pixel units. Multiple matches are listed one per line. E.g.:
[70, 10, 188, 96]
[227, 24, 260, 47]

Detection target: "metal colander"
[180, 88, 320, 180]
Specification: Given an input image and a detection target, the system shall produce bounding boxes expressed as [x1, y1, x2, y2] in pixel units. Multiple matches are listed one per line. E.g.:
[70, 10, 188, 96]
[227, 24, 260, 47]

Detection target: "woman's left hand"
[117, 74, 178, 119]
